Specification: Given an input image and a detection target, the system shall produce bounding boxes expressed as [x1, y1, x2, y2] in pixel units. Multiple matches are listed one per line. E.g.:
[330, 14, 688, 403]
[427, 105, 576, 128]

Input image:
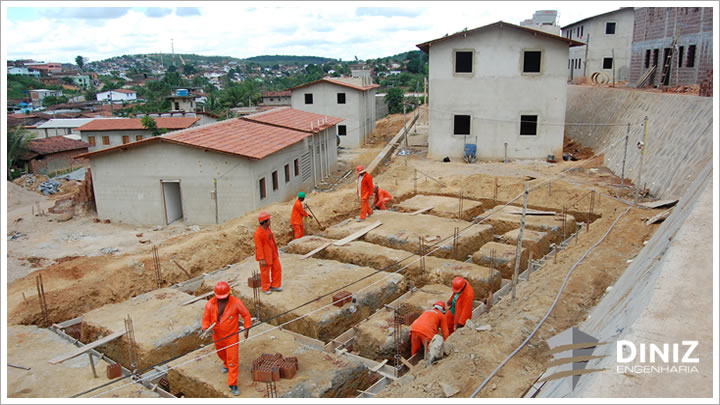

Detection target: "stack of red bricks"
[251, 353, 298, 382]
[247, 273, 261, 288]
[699, 69, 713, 97]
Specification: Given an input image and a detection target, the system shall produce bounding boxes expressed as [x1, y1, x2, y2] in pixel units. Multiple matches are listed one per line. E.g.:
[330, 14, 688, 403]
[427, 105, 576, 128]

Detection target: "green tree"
[384, 87, 404, 114]
[42, 95, 69, 107]
[167, 65, 177, 73]
[7, 127, 33, 180]
[141, 115, 168, 136]
[182, 64, 196, 75]
[75, 55, 85, 70]
[61, 77, 75, 85]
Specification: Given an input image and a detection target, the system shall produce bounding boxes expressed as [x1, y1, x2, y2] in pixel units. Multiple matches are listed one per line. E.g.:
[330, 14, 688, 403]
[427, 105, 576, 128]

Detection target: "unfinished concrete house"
[76, 108, 342, 225]
[417, 21, 583, 161]
[77, 117, 200, 152]
[290, 77, 379, 149]
[629, 7, 714, 88]
[562, 7, 635, 83]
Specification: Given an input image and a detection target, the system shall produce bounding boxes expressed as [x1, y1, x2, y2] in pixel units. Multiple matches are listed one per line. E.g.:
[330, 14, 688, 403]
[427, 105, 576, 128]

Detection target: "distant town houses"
[96, 89, 137, 103]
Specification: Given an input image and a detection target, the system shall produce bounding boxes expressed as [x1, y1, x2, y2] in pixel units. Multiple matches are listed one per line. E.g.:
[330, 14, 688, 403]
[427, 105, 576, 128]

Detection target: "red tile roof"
[76, 118, 313, 160]
[76, 117, 199, 131]
[416, 21, 584, 53]
[290, 77, 380, 92]
[28, 137, 90, 155]
[242, 107, 343, 134]
[263, 90, 291, 97]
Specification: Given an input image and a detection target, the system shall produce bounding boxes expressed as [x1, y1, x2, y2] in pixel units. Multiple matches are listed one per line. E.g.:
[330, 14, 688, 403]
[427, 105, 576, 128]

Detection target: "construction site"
[4, 83, 714, 400]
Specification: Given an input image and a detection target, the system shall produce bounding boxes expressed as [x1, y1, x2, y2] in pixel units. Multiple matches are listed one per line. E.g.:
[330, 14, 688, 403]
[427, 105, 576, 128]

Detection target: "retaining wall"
[565, 85, 713, 199]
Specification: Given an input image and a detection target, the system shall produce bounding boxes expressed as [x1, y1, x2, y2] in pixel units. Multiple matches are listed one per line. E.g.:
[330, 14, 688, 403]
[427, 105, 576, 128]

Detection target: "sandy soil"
[7, 325, 159, 398]
[6, 108, 667, 398]
[6, 181, 194, 283]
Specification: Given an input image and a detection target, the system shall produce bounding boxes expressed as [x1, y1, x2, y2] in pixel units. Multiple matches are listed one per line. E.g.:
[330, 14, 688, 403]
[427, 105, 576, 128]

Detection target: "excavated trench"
[23, 192, 602, 398]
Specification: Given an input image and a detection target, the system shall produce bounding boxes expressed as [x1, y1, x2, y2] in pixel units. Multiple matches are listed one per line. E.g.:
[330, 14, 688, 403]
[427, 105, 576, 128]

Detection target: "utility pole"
[611, 48, 615, 87]
[636, 116, 648, 203]
[621, 123, 629, 185]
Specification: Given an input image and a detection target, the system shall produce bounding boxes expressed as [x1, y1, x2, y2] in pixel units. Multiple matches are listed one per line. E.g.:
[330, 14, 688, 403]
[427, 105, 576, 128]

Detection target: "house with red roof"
[75, 108, 343, 225]
[21, 137, 90, 174]
[262, 90, 291, 106]
[76, 117, 200, 151]
[290, 77, 379, 148]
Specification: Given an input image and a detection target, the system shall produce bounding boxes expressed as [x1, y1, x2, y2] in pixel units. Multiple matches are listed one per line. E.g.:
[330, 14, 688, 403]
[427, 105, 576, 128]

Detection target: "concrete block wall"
[29, 149, 88, 174]
[565, 85, 713, 199]
[629, 7, 713, 86]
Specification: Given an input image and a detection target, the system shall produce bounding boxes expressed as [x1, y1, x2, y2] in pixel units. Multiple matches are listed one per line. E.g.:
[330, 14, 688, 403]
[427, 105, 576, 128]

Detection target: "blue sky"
[2, 2, 642, 64]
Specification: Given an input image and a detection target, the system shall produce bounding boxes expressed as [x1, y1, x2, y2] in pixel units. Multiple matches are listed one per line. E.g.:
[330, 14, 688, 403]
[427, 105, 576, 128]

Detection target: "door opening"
[161, 181, 184, 225]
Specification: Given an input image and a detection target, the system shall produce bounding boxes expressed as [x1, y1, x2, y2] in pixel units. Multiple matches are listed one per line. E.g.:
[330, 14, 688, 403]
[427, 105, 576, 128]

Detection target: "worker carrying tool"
[356, 165, 374, 221]
[409, 301, 449, 356]
[254, 212, 282, 294]
[201, 281, 252, 396]
[290, 192, 312, 239]
[446, 277, 475, 335]
[373, 185, 393, 210]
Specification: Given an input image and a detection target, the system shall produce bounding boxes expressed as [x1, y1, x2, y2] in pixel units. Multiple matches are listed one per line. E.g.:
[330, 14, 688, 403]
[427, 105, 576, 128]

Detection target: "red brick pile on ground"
[699, 69, 713, 97]
[251, 353, 298, 382]
[563, 135, 595, 160]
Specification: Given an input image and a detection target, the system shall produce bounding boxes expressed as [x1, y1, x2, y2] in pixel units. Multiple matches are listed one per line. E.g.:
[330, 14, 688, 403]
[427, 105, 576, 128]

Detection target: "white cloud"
[4, 2, 625, 63]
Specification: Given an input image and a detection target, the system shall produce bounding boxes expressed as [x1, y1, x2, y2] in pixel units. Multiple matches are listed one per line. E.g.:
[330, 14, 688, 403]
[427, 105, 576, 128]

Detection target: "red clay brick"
[332, 291, 352, 307]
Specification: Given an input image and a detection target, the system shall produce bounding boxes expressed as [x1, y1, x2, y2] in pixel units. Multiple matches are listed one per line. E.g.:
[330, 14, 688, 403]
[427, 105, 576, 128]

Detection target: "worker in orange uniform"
[446, 276, 475, 335]
[290, 192, 312, 239]
[254, 212, 282, 294]
[201, 281, 252, 396]
[373, 186, 393, 210]
[356, 165, 374, 221]
[409, 301, 450, 356]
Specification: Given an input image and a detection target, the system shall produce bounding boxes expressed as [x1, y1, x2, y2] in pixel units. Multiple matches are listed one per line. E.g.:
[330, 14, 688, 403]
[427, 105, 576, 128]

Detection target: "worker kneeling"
[446, 277, 474, 335]
[290, 192, 312, 239]
[409, 301, 449, 357]
[373, 186, 392, 210]
[201, 281, 252, 396]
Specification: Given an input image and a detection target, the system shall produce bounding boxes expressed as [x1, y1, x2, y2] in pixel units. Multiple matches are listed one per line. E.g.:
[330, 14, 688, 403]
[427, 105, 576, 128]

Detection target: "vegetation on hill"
[240, 55, 336, 66]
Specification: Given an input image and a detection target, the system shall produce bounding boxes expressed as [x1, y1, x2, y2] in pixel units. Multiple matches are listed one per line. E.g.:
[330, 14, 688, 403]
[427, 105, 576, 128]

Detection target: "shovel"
[199, 323, 216, 339]
[304, 204, 325, 230]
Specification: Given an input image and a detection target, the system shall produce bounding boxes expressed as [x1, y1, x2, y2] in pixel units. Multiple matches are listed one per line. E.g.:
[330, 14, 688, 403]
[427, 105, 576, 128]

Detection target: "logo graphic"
[538, 327, 608, 393]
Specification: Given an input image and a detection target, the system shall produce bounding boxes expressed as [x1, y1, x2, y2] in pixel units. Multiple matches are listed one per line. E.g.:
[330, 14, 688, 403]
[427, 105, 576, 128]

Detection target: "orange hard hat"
[258, 212, 271, 222]
[433, 300, 446, 313]
[214, 281, 230, 299]
[452, 277, 466, 293]
[356, 165, 365, 173]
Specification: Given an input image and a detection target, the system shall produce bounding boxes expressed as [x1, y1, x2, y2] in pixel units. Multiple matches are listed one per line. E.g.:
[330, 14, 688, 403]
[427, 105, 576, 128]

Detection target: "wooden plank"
[370, 359, 388, 372]
[399, 356, 414, 371]
[408, 207, 433, 216]
[377, 371, 398, 381]
[333, 222, 382, 246]
[638, 199, 678, 209]
[301, 241, 333, 260]
[507, 209, 555, 216]
[49, 330, 126, 364]
[646, 209, 672, 225]
[52, 316, 82, 329]
[357, 389, 378, 396]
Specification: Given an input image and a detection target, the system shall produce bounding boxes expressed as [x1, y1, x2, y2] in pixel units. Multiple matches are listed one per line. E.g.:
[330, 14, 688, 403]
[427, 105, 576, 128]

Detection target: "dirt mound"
[563, 135, 595, 160]
[7, 181, 44, 208]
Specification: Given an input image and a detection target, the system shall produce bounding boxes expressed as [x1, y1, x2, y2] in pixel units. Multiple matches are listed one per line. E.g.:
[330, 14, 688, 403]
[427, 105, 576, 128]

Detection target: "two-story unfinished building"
[418, 21, 582, 161]
[562, 7, 636, 83]
[290, 77, 378, 148]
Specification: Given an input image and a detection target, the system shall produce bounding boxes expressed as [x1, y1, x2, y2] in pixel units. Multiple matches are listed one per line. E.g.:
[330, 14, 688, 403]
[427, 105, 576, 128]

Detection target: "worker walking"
[373, 185, 392, 210]
[409, 301, 450, 356]
[201, 281, 252, 396]
[446, 277, 475, 335]
[290, 192, 312, 239]
[357, 165, 374, 221]
[254, 212, 282, 294]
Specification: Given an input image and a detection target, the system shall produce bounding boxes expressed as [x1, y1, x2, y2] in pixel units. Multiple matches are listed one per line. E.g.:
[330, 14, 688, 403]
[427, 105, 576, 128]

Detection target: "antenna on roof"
[310, 121, 314, 130]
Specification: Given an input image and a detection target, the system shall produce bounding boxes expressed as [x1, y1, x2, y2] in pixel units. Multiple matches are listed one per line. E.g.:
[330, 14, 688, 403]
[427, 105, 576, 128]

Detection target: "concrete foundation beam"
[394, 195, 484, 221]
[472, 241, 528, 279]
[80, 288, 206, 371]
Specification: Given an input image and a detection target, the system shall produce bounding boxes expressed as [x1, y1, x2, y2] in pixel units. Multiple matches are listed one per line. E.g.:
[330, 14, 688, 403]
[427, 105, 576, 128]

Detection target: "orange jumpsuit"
[254, 225, 282, 291]
[409, 308, 449, 356]
[290, 199, 310, 239]
[374, 188, 392, 210]
[357, 172, 374, 219]
[202, 296, 252, 387]
[446, 279, 475, 335]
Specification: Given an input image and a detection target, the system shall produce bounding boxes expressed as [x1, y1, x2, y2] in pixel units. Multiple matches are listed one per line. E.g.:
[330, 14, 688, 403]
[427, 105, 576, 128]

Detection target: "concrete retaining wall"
[565, 85, 713, 199]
